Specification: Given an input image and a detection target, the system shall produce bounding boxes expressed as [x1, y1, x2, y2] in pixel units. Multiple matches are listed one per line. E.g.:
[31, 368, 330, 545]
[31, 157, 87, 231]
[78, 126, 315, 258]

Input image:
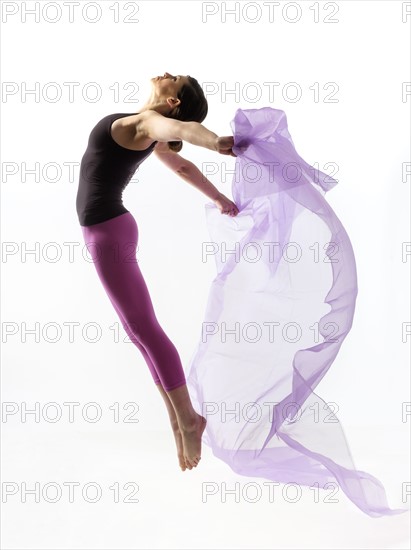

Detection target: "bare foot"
[171, 427, 186, 471]
[180, 413, 207, 470]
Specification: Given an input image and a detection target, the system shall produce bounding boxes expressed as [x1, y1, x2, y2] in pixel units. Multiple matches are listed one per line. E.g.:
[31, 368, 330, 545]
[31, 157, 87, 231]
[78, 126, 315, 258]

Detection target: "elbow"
[176, 163, 192, 176]
[176, 120, 197, 143]
[176, 165, 190, 176]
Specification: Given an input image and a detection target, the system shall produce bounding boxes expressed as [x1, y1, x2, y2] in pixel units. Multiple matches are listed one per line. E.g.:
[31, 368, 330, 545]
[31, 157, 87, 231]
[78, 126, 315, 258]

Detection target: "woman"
[76, 72, 239, 472]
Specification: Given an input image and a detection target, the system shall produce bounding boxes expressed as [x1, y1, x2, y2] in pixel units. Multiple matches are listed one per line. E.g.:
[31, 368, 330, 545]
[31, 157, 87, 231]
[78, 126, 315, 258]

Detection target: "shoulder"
[137, 109, 167, 124]
[137, 110, 184, 144]
[138, 109, 161, 118]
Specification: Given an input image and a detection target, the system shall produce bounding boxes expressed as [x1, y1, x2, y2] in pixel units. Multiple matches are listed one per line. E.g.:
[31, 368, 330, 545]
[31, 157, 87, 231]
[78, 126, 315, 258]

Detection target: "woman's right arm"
[137, 110, 235, 155]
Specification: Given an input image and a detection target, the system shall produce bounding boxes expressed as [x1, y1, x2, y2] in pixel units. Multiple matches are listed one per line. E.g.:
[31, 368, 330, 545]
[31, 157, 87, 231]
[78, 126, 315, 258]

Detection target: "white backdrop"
[1, 1, 410, 548]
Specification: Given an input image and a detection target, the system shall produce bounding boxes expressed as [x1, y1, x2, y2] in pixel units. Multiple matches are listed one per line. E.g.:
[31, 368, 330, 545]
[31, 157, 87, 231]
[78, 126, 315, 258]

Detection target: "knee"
[121, 313, 159, 343]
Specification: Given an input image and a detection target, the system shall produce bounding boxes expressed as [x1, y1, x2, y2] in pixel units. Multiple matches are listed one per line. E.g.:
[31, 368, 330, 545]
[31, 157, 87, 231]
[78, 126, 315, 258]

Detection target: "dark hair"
[163, 76, 208, 153]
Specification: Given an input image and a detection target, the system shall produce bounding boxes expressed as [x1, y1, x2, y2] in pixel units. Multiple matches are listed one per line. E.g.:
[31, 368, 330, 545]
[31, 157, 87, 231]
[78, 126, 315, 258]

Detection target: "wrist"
[209, 135, 218, 152]
[212, 191, 222, 201]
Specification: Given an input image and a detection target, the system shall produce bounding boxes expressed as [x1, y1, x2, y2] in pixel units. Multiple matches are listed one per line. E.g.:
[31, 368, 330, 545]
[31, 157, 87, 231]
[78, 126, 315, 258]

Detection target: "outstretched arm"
[138, 110, 236, 156]
[154, 144, 239, 216]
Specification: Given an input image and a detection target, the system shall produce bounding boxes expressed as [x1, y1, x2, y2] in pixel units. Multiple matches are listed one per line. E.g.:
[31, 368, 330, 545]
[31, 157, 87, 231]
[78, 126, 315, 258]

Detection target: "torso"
[76, 112, 159, 227]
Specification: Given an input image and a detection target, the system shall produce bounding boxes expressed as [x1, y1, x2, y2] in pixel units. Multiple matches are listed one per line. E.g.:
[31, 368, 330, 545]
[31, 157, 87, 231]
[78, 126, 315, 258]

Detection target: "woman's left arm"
[154, 146, 239, 215]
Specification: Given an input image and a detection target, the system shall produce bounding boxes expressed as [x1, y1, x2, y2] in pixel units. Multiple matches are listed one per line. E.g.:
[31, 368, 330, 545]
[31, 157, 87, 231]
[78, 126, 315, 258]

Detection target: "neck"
[137, 91, 171, 116]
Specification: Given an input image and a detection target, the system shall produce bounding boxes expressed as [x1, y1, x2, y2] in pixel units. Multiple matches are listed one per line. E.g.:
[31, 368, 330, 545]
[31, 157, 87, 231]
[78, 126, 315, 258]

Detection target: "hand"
[215, 136, 237, 157]
[213, 192, 239, 217]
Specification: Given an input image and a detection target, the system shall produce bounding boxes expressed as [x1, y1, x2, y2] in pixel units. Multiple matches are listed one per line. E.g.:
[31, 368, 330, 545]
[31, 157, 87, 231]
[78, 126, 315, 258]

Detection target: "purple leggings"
[81, 212, 187, 391]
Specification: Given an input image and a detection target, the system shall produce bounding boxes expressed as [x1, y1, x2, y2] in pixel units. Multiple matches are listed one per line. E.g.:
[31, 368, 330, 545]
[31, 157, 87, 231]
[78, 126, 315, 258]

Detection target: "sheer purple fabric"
[186, 107, 406, 517]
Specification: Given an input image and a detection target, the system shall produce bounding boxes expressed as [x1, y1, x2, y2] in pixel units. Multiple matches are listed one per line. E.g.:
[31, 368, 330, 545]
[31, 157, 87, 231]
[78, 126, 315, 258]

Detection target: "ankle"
[170, 419, 180, 432]
[179, 413, 202, 432]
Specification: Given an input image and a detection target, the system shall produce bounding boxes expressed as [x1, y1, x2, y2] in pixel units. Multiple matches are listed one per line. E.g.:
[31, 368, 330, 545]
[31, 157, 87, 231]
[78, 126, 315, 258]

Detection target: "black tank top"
[76, 112, 157, 226]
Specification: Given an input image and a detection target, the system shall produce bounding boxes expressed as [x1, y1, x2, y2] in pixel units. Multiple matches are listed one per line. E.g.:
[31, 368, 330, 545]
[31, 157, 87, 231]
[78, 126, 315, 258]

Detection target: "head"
[150, 72, 208, 152]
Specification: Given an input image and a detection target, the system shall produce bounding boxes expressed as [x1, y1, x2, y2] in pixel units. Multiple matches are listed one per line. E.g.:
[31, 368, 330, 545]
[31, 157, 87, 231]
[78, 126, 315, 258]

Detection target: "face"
[151, 72, 190, 105]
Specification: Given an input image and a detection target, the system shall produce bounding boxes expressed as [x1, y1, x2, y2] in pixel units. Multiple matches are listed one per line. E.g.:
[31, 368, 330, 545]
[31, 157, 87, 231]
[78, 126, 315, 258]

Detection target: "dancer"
[76, 72, 239, 471]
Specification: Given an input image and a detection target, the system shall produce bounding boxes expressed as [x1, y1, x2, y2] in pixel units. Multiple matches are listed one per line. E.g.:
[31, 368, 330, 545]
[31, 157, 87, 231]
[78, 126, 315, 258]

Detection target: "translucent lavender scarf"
[186, 107, 406, 517]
